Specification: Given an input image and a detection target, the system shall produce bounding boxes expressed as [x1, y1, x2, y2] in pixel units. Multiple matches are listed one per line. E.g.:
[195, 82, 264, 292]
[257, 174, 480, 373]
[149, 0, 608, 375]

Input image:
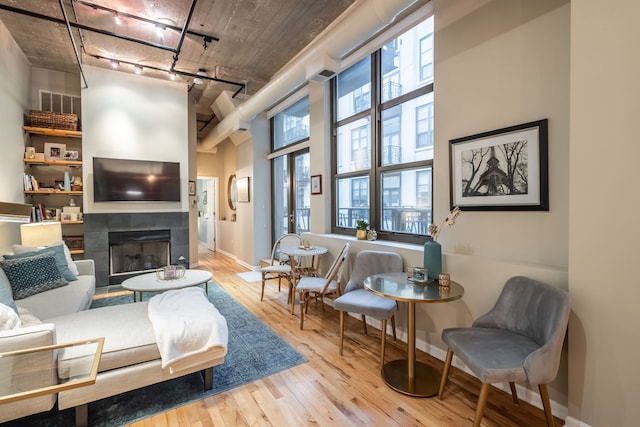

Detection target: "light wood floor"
[126, 247, 560, 427]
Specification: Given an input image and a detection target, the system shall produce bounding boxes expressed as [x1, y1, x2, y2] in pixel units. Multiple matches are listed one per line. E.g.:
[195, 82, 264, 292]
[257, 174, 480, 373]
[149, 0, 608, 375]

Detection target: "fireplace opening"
[109, 230, 170, 277]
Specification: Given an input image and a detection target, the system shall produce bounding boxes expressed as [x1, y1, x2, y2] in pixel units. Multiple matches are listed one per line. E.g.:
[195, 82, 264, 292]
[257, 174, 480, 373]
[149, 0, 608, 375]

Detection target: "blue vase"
[423, 240, 441, 280]
[63, 171, 71, 191]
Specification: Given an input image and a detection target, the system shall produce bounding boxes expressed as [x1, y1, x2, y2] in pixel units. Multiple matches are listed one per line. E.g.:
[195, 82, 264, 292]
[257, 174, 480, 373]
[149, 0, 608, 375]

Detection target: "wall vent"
[39, 90, 81, 127]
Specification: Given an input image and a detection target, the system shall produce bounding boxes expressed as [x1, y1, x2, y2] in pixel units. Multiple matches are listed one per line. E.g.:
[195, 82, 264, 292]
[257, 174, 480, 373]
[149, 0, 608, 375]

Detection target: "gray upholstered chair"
[438, 276, 570, 427]
[333, 250, 403, 366]
[296, 243, 350, 329]
[259, 233, 302, 302]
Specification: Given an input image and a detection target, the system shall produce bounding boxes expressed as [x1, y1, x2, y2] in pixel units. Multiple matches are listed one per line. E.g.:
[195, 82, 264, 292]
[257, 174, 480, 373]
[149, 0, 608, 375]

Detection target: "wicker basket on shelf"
[29, 110, 78, 131]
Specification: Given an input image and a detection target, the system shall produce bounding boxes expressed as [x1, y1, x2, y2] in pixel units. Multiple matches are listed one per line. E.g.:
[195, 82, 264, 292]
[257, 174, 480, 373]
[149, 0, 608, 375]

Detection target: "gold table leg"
[380, 301, 440, 397]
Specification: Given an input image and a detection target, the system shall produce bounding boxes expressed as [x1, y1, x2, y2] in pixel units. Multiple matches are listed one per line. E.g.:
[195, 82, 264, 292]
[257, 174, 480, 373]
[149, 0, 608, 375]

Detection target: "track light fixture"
[110, 60, 120, 69]
[134, 65, 143, 75]
[194, 69, 206, 85]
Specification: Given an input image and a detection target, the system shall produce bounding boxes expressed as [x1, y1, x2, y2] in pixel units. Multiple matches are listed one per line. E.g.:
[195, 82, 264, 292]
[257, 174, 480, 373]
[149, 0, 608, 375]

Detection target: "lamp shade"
[0, 201, 32, 223]
[20, 222, 62, 247]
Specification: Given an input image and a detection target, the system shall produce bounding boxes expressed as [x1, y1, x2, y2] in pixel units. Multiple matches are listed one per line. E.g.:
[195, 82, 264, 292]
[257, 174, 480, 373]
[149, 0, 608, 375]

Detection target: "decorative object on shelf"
[63, 171, 71, 191]
[71, 176, 82, 191]
[439, 272, 451, 288]
[29, 110, 78, 131]
[449, 119, 549, 211]
[366, 229, 378, 241]
[425, 206, 462, 280]
[44, 142, 66, 161]
[355, 219, 369, 240]
[63, 235, 84, 251]
[63, 150, 78, 160]
[25, 147, 36, 159]
[156, 265, 186, 281]
[69, 198, 76, 207]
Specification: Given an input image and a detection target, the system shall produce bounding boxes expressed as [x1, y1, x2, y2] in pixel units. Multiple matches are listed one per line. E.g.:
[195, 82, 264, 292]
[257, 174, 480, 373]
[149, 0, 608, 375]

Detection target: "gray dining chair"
[333, 250, 403, 366]
[259, 233, 302, 302]
[438, 276, 570, 427]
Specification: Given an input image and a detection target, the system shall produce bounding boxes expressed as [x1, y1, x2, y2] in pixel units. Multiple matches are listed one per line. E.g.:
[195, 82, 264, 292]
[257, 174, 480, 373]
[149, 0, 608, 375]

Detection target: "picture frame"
[237, 177, 250, 202]
[63, 236, 84, 250]
[311, 174, 322, 195]
[62, 150, 78, 160]
[44, 142, 66, 161]
[449, 119, 548, 211]
[188, 180, 196, 196]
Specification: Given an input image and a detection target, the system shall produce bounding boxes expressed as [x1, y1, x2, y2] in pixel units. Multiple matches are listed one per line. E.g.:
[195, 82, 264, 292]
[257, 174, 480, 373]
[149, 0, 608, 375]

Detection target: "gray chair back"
[343, 250, 403, 294]
[473, 276, 570, 384]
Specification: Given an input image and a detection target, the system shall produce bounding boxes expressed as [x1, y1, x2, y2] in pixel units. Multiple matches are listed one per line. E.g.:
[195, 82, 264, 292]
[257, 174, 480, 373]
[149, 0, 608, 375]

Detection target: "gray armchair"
[333, 250, 403, 365]
[438, 276, 570, 427]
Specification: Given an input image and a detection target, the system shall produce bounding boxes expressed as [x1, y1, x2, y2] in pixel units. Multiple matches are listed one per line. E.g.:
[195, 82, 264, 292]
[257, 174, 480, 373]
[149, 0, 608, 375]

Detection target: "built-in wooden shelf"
[23, 126, 82, 138]
[24, 158, 82, 166]
[69, 249, 84, 255]
[24, 190, 83, 195]
[61, 220, 83, 225]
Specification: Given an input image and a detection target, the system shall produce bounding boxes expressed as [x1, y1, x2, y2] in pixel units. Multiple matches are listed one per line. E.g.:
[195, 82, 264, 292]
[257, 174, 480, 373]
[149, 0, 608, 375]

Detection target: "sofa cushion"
[0, 302, 21, 330]
[0, 252, 68, 300]
[51, 302, 160, 375]
[10, 242, 77, 281]
[16, 274, 95, 321]
[0, 268, 18, 315]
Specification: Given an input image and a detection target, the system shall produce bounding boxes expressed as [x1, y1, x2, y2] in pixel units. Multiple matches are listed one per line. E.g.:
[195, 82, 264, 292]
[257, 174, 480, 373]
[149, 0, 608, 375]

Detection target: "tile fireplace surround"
[83, 212, 189, 286]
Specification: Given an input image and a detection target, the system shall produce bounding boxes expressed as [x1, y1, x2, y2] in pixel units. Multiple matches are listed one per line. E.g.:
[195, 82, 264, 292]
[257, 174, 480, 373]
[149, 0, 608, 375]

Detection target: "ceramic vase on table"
[423, 240, 441, 280]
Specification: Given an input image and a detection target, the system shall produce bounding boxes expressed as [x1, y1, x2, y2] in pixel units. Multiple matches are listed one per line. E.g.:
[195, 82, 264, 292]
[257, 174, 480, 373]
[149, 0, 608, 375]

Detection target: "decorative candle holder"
[439, 272, 450, 288]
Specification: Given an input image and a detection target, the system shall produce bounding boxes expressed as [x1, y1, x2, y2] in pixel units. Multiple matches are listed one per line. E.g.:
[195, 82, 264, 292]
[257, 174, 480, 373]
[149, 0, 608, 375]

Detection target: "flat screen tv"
[93, 157, 181, 202]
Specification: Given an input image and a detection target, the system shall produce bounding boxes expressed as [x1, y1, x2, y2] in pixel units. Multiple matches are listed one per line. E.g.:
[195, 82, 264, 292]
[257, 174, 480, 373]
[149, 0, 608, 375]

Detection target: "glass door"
[272, 149, 310, 238]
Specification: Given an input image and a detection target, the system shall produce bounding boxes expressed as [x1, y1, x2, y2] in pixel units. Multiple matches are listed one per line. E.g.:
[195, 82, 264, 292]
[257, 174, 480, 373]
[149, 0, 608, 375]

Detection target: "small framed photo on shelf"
[311, 175, 322, 195]
[44, 142, 66, 161]
[63, 236, 84, 251]
[63, 150, 78, 160]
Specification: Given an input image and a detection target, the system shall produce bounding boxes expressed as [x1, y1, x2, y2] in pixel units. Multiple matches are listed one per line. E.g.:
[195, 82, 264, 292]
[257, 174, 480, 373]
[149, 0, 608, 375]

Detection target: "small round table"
[121, 269, 213, 302]
[364, 272, 464, 397]
[280, 246, 328, 312]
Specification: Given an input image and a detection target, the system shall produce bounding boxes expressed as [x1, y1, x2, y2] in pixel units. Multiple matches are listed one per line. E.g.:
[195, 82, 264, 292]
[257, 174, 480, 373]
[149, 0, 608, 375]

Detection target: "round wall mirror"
[227, 175, 237, 210]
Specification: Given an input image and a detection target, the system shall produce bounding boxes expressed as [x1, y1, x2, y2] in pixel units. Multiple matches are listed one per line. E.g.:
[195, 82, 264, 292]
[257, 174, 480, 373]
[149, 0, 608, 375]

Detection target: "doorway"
[272, 149, 310, 239]
[197, 177, 217, 251]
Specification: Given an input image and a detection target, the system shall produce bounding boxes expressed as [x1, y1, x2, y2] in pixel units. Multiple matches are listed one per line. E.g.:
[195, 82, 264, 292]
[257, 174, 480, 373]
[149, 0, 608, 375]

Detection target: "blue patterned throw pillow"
[0, 251, 69, 300]
[5, 244, 77, 282]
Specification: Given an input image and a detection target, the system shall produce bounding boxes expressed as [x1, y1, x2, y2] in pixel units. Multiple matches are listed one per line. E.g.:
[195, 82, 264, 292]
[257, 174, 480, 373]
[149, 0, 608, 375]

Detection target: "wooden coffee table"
[121, 269, 213, 302]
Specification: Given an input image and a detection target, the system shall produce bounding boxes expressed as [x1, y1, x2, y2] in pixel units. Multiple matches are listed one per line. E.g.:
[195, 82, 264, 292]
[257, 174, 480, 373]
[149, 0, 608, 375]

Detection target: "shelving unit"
[23, 125, 84, 257]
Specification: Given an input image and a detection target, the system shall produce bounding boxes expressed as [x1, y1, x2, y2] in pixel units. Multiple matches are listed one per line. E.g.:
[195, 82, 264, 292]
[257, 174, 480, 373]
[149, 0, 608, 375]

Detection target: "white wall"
[300, 0, 572, 417]
[0, 20, 31, 253]
[81, 65, 189, 214]
[568, 0, 640, 425]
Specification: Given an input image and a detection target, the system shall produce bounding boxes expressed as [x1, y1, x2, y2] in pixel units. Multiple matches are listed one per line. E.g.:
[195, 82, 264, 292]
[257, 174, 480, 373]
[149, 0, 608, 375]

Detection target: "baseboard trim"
[564, 416, 591, 427]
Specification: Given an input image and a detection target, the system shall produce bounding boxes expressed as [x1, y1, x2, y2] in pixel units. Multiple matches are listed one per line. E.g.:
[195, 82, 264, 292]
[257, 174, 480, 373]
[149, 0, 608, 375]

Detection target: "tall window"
[273, 97, 310, 150]
[332, 16, 434, 243]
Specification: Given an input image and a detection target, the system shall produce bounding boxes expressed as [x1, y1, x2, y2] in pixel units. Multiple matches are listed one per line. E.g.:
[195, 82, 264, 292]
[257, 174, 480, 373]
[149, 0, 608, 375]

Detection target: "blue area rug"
[5, 283, 306, 427]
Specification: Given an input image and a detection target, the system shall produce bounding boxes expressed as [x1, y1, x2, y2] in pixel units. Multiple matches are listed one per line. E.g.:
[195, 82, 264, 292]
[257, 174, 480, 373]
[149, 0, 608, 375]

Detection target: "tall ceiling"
[0, 0, 356, 139]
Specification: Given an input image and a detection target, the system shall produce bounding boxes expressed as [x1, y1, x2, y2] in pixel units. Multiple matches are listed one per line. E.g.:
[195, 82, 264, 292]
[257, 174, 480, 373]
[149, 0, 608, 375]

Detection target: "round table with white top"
[121, 269, 213, 302]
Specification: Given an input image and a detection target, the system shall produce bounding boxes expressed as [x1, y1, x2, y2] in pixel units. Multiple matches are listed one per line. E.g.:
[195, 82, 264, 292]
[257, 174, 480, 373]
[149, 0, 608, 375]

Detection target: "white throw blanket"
[148, 287, 228, 373]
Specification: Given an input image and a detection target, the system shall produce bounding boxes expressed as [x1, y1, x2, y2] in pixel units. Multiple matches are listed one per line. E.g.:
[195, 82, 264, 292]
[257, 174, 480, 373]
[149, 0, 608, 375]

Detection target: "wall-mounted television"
[93, 157, 181, 202]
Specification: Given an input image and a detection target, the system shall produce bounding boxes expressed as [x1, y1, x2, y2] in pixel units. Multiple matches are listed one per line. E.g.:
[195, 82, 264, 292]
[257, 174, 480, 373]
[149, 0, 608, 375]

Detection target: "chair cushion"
[334, 288, 397, 319]
[442, 327, 540, 384]
[296, 276, 337, 293]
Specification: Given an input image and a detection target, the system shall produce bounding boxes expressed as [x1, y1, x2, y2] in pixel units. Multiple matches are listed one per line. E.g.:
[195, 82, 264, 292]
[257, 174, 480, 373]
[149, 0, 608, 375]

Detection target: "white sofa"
[0, 259, 227, 427]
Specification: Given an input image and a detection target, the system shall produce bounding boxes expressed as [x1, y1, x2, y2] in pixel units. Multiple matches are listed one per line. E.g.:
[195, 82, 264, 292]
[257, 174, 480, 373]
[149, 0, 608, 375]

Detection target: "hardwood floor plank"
[125, 247, 562, 427]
